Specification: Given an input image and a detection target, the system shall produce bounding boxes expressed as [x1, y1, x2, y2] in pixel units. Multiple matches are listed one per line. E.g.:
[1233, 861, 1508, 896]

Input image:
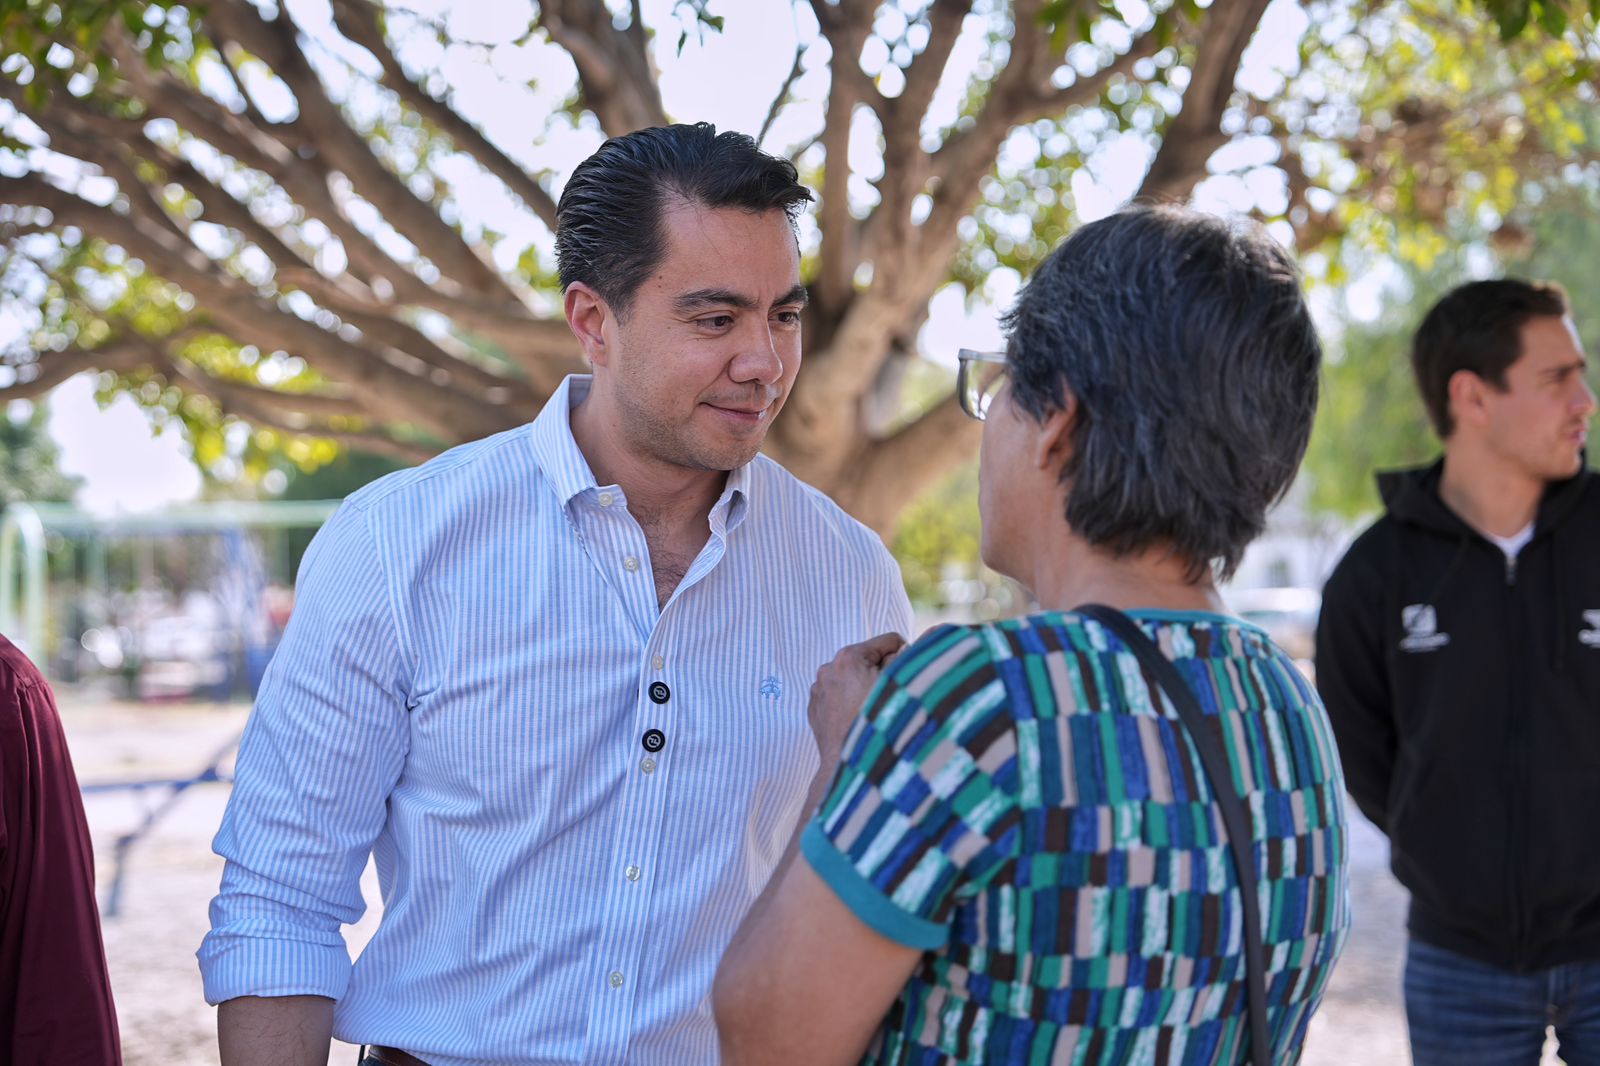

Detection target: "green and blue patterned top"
[802, 610, 1350, 1065]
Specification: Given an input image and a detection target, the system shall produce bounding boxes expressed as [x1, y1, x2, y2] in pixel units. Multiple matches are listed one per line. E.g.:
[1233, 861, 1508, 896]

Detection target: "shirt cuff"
[800, 821, 948, 950]
[197, 927, 353, 1006]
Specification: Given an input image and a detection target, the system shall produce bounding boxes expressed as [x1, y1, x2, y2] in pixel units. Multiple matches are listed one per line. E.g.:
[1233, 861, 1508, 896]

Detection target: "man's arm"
[218, 996, 335, 1066]
[199, 504, 410, 1058]
[1315, 549, 1398, 829]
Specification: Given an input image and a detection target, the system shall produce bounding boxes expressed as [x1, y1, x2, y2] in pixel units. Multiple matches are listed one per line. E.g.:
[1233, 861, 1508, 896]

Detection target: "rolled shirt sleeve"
[803, 624, 1020, 949]
[198, 502, 410, 1004]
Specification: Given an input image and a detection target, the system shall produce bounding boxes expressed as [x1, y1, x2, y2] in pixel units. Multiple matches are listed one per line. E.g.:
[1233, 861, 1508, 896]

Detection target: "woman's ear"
[1032, 391, 1077, 474]
[564, 283, 612, 367]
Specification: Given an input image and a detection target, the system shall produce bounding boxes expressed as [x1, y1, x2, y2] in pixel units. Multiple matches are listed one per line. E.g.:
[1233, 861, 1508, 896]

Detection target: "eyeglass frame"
[957, 348, 1009, 421]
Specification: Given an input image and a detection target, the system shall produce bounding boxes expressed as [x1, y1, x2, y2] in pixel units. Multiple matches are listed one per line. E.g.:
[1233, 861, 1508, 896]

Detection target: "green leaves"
[1477, 0, 1600, 38]
[670, 0, 725, 57]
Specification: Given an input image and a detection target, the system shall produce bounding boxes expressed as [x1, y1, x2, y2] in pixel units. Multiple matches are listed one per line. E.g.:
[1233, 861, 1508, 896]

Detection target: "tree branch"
[97, 29, 432, 298]
[0, 336, 156, 400]
[184, 371, 437, 466]
[758, 44, 806, 147]
[1137, 0, 1273, 201]
[897, 0, 974, 124]
[833, 392, 981, 536]
[202, 0, 520, 301]
[0, 173, 498, 438]
[327, 0, 560, 230]
[537, 0, 668, 134]
[811, 0, 879, 314]
[805, 18, 1163, 431]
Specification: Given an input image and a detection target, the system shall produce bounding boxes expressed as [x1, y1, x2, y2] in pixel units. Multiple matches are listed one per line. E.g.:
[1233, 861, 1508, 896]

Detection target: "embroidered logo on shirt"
[1400, 604, 1451, 653]
[759, 676, 783, 700]
[1580, 610, 1600, 648]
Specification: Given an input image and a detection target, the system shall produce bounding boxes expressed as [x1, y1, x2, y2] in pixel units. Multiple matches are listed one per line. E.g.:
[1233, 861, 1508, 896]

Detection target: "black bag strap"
[1077, 604, 1273, 1066]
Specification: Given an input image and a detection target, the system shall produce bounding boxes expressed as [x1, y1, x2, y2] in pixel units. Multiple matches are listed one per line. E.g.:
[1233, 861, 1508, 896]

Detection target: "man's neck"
[568, 393, 726, 536]
[1438, 444, 1544, 540]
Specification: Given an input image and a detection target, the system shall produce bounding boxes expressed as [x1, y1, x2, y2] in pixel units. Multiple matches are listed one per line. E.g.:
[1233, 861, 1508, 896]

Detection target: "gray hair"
[1002, 205, 1321, 579]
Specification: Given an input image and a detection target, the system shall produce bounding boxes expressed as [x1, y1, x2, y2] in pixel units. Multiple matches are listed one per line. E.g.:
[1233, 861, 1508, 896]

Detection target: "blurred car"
[1223, 586, 1321, 680]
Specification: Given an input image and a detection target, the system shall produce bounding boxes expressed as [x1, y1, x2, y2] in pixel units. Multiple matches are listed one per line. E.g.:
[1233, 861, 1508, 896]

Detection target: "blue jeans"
[1406, 938, 1600, 1065]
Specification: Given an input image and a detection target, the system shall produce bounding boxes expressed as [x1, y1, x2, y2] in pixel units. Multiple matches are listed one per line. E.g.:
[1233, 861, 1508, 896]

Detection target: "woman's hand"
[807, 633, 906, 772]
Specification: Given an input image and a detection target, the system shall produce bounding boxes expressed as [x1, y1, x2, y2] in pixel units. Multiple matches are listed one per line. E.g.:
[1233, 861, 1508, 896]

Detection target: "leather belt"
[364, 1047, 431, 1066]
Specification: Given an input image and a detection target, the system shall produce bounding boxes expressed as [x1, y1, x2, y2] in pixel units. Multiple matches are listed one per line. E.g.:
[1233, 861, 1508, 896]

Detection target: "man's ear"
[1446, 369, 1490, 432]
[1033, 392, 1077, 474]
[564, 282, 613, 367]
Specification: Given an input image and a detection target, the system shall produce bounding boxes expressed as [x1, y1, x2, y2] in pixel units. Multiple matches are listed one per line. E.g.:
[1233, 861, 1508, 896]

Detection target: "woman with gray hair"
[716, 204, 1350, 1065]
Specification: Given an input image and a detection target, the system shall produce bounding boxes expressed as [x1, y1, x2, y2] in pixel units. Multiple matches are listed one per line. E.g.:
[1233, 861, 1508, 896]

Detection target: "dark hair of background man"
[1001, 205, 1322, 580]
[1411, 278, 1570, 438]
[554, 122, 814, 320]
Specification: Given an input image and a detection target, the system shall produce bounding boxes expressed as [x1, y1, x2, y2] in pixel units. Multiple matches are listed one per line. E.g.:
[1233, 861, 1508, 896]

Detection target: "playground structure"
[0, 499, 338, 696]
[1, 498, 340, 916]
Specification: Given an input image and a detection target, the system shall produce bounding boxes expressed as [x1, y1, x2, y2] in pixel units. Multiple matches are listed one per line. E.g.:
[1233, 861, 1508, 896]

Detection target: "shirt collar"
[529, 374, 753, 532]
[528, 375, 602, 506]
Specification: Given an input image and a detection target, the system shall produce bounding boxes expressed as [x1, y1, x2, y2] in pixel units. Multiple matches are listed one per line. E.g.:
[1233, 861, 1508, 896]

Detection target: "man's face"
[1476, 314, 1596, 482]
[600, 201, 805, 473]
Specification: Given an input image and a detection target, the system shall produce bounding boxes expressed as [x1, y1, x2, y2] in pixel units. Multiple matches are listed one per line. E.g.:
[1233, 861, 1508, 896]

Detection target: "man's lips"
[702, 397, 777, 421]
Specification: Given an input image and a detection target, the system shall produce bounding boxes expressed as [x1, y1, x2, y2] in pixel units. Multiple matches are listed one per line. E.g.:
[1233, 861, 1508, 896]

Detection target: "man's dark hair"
[1002, 205, 1321, 580]
[1411, 278, 1570, 438]
[555, 122, 813, 318]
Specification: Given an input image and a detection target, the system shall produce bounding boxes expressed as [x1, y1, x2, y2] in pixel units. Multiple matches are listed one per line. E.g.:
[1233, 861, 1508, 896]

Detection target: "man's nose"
[728, 326, 786, 385]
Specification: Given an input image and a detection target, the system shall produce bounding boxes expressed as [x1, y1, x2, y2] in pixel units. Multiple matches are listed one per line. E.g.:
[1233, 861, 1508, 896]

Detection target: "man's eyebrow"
[673, 288, 759, 313]
[1544, 358, 1591, 378]
[772, 284, 809, 310]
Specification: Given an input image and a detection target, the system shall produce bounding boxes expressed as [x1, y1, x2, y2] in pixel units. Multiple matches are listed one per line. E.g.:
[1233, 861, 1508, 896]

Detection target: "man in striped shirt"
[200, 123, 912, 1066]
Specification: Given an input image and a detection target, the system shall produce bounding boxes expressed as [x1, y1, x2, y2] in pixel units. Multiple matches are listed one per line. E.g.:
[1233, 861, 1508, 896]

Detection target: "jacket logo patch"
[1400, 604, 1451, 653]
[1581, 610, 1600, 648]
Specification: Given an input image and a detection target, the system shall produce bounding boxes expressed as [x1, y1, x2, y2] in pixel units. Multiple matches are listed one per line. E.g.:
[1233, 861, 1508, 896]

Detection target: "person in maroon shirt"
[0, 632, 121, 1064]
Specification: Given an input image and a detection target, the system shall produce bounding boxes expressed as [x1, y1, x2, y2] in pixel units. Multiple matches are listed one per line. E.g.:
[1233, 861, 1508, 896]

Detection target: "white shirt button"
[626, 864, 641, 882]
[641, 756, 656, 774]
[608, 970, 625, 989]
[598, 492, 615, 507]
[652, 655, 664, 671]
[624, 555, 640, 572]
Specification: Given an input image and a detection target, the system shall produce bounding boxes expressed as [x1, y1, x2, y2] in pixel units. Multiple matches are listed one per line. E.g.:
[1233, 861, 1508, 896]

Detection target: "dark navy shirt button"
[648, 681, 670, 704]
[642, 729, 666, 753]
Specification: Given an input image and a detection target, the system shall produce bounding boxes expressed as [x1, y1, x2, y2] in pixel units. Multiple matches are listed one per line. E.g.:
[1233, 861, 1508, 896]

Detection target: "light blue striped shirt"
[198, 375, 913, 1065]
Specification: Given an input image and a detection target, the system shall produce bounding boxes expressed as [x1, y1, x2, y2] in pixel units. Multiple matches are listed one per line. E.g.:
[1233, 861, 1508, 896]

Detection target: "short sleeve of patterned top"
[800, 610, 1351, 1066]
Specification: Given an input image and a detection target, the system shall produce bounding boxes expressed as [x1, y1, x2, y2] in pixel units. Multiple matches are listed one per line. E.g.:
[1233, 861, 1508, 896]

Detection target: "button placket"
[586, 617, 686, 1057]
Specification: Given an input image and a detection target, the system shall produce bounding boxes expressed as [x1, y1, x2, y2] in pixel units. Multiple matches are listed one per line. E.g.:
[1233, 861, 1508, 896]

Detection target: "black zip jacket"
[1315, 459, 1600, 971]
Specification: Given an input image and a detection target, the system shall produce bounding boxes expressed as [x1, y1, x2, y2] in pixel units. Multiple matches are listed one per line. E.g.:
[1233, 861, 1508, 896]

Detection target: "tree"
[0, 0, 1595, 535]
[0, 399, 81, 503]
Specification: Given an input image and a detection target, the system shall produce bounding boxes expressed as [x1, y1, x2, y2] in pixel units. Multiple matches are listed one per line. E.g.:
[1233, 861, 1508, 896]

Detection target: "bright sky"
[28, 0, 1312, 513]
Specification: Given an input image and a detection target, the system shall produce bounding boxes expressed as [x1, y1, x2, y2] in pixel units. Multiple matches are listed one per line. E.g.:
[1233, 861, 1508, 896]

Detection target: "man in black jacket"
[1317, 278, 1599, 1066]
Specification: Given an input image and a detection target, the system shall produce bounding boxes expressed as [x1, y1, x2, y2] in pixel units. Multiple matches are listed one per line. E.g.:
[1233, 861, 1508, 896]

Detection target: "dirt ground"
[58, 694, 1561, 1066]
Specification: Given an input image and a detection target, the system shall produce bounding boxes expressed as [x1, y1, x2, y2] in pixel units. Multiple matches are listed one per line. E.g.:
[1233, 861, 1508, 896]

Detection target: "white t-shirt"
[1486, 521, 1535, 559]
